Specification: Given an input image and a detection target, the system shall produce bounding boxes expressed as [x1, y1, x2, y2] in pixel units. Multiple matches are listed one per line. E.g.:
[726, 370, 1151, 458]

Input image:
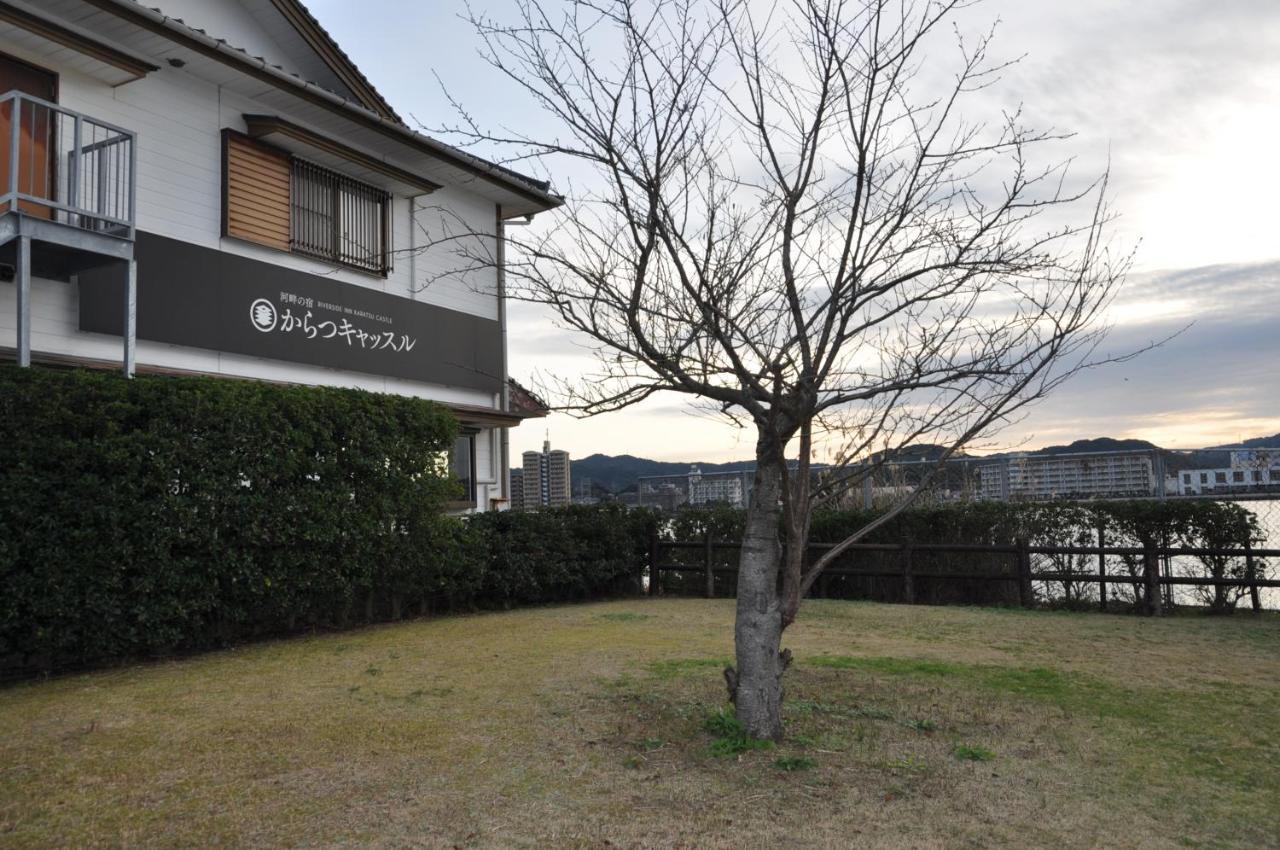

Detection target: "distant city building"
[638, 466, 754, 510]
[818, 458, 980, 508]
[978, 451, 1154, 500]
[636, 477, 687, 512]
[509, 469, 525, 511]
[521, 440, 572, 508]
[1176, 449, 1280, 495]
[572, 476, 600, 505]
[688, 466, 747, 506]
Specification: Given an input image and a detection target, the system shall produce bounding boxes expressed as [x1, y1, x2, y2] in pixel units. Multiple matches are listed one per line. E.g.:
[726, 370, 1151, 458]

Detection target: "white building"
[0, 0, 559, 511]
[1176, 450, 1280, 495]
[637, 466, 752, 509]
[978, 451, 1155, 501]
[687, 466, 747, 507]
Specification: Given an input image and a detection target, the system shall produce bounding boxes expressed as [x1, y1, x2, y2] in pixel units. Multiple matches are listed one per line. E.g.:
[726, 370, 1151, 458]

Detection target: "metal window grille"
[289, 157, 390, 275]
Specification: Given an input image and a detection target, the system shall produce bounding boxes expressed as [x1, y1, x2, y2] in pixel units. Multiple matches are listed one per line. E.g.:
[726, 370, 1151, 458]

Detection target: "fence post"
[704, 530, 715, 599]
[902, 542, 915, 605]
[1016, 538, 1033, 608]
[647, 524, 660, 597]
[1161, 531, 1174, 609]
[1244, 538, 1262, 613]
[1143, 540, 1162, 616]
[636, 525, 649, 597]
[1097, 517, 1108, 613]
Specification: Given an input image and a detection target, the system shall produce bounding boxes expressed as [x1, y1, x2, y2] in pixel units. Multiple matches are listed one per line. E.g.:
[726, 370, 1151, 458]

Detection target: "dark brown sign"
[80, 232, 503, 394]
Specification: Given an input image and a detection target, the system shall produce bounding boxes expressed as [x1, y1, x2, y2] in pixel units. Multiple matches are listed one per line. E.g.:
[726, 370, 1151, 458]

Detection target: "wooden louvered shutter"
[224, 132, 291, 250]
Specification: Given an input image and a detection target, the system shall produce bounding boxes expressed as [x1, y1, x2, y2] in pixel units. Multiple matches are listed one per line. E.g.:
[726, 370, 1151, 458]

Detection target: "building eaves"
[508, 377, 550, 417]
[82, 0, 562, 213]
[266, 0, 402, 124]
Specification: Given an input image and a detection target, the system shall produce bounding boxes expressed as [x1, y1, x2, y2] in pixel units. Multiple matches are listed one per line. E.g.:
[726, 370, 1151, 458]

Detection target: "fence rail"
[646, 530, 1278, 614]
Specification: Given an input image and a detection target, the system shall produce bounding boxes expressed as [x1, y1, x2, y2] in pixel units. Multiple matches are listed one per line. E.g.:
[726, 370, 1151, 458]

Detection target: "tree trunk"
[731, 449, 788, 741]
[1210, 560, 1230, 613]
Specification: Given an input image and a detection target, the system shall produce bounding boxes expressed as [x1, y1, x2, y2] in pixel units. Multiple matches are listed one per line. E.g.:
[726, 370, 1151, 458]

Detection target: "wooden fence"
[645, 529, 1280, 614]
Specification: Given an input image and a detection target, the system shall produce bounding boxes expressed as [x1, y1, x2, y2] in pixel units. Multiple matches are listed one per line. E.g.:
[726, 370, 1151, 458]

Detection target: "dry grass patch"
[0, 599, 1277, 849]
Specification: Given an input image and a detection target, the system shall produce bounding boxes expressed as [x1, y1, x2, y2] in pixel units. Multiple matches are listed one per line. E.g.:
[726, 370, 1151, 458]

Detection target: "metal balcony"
[0, 90, 136, 236]
[0, 91, 138, 375]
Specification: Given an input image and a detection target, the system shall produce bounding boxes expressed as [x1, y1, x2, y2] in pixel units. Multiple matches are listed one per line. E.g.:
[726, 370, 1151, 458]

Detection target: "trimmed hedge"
[3, 364, 1265, 676]
[0, 367, 661, 677]
[468, 504, 656, 606]
[0, 366, 465, 674]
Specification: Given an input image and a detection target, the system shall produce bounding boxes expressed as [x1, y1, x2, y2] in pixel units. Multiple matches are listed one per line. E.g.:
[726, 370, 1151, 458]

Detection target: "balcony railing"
[0, 90, 136, 239]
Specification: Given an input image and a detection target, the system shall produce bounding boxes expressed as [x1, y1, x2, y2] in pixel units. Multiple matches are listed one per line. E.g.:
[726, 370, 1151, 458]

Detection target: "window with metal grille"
[290, 158, 391, 275]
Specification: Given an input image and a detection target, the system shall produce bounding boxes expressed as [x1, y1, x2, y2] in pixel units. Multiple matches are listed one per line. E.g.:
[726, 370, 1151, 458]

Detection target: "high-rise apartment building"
[509, 469, 526, 511]
[978, 451, 1154, 500]
[521, 440, 572, 508]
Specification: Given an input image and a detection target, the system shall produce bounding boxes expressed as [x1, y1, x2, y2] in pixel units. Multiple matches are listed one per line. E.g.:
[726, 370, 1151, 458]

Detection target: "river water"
[1167, 497, 1278, 610]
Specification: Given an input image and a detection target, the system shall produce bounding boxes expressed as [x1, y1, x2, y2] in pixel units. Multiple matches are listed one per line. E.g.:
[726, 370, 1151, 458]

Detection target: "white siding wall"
[462, 427, 507, 512]
[0, 42, 502, 410]
[475, 428, 495, 484]
[409, 186, 501, 320]
[474, 429, 494, 511]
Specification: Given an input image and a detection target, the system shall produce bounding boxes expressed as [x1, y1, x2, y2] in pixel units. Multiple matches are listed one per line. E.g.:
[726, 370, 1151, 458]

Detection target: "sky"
[307, 0, 1280, 461]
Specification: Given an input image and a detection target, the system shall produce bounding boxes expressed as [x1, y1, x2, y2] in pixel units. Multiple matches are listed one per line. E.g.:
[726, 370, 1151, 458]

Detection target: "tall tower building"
[521, 439, 572, 508]
[509, 468, 526, 511]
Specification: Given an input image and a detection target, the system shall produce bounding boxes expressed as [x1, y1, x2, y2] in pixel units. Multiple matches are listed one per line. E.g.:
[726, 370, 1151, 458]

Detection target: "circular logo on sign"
[250, 298, 278, 332]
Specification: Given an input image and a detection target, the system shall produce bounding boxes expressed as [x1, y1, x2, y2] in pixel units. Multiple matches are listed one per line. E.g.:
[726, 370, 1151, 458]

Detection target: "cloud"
[513, 259, 1280, 459]
[961, 0, 1280, 271]
[1116, 260, 1280, 321]
[303, 0, 1280, 459]
[992, 260, 1280, 449]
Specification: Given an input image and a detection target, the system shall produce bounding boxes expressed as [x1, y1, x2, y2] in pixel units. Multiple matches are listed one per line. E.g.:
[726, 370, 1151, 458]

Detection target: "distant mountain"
[982, 436, 1277, 474]
[567, 453, 763, 495]
[1031, 438, 1160, 456]
[1209, 434, 1280, 450]
[1172, 434, 1280, 472]
[527, 433, 1280, 495]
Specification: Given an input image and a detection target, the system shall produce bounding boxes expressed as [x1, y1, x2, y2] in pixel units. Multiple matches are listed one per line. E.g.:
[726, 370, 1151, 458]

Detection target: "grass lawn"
[1, 600, 1278, 849]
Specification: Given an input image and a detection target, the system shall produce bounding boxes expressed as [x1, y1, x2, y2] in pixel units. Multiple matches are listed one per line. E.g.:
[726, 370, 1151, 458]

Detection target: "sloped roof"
[508, 378, 551, 418]
[75, 0, 562, 215]
[259, 0, 402, 123]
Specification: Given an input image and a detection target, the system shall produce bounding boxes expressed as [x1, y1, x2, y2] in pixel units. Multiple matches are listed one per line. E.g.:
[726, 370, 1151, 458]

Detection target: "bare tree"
[432, 0, 1135, 739]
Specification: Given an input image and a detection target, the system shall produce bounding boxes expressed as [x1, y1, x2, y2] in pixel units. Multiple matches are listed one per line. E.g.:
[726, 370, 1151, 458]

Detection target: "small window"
[223, 130, 391, 276]
[1215, 472, 1227, 484]
[451, 433, 476, 504]
[291, 158, 390, 275]
[1232, 470, 1244, 483]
